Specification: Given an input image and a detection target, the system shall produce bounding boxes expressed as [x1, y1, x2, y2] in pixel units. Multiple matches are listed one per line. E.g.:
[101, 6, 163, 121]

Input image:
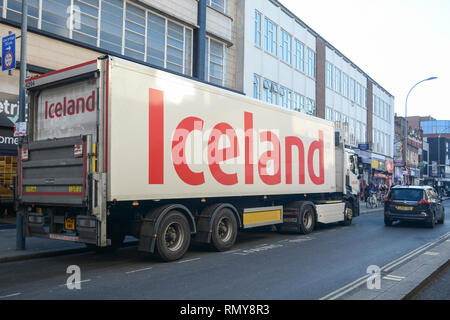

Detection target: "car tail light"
[22, 148, 29, 161]
[384, 199, 392, 203]
[74, 144, 83, 157]
[418, 200, 430, 205]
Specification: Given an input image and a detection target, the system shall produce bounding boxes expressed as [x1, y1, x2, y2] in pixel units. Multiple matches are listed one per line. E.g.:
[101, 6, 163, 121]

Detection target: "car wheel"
[428, 212, 435, 229]
[384, 218, 393, 227]
[438, 210, 445, 224]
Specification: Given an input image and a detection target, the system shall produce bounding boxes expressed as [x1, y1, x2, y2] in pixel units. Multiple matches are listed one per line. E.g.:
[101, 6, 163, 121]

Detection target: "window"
[253, 75, 261, 100]
[342, 73, 349, 99]
[334, 110, 341, 129]
[41, 0, 71, 38]
[294, 40, 304, 72]
[6, 0, 40, 28]
[280, 29, 292, 64]
[263, 80, 277, 105]
[254, 11, 261, 47]
[208, 0, 226, 13]
[71, 0, 99, 47]
[354, 83, 360, 105]
[147, 12, 165, 68]
[334, 67, 342, 93]
[349, 78, 356, 102]
[125, 2, 145, 60]
[362, 87, 367, 109]
[207, 38, 225, 86]
[264, 18, 277, 56]
[279, 87, 292, 109]
[325, 107, 333, 121]
[6, 0, 194, 76]
[325, 62, 333, 88]
[306, 48, 315, 78]
[306, 98, 315, 116]
[294, 93, 304, 113]
[100, 0, 124, 54]
[166, 21, 186, 74]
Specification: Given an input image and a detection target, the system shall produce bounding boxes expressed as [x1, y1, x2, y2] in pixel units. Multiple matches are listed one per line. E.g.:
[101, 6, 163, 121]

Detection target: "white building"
[236, 0, 395, 183]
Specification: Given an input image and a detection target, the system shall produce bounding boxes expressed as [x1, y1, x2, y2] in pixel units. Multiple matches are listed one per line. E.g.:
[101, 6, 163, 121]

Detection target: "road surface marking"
[289, 237, 314, 243]
[59, 279, 91, 287]
[178, 258, 201, 264]
[126, 267, 153, 274]
[233, 244, 284, 256]
[221, 249, 242, 254]
[424, 252, 440, 256]
[383, 275, 405, 282]
[321, 232, 450, 300]
[0, 293, 21, 299]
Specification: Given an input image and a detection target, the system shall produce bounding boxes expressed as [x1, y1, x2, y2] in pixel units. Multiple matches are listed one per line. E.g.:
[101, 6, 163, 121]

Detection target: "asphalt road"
[0, 201, 449, 300]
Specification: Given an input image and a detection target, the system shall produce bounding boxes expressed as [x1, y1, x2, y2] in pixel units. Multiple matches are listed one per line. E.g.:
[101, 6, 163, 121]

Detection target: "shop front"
[0, 91, 19, 224]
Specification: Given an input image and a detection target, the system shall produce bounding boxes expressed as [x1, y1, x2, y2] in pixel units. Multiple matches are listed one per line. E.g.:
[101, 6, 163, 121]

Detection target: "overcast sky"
[281, 0, 450, 121]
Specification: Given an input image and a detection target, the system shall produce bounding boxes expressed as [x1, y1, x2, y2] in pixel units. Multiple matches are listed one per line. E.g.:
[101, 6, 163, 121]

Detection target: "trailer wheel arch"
[138, 204, 196, 254]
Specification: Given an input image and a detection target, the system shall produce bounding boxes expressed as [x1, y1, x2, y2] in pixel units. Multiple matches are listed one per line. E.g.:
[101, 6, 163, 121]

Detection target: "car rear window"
[389, 189, 425, 201]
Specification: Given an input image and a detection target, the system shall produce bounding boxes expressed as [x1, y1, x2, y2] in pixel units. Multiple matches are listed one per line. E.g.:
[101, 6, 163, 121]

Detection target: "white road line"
[177, 258, 201, 264]
[424, 252, 440, 256]
[59, 279, 91, 287]
[383, 277, 403, 282]
[125, 267, 153, 274]
[221, 249, 242, 254]
[0, 293, 21, 299]
[321, 232, 450, 300]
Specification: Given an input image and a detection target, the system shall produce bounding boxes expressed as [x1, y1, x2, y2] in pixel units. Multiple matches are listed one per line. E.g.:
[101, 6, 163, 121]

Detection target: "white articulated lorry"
[18, 56, 362, 261]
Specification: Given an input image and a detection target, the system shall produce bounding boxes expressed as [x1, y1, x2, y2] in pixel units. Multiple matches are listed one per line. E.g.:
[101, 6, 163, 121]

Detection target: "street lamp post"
[16, 0, 28, 250]
[404, 77, 438, 184]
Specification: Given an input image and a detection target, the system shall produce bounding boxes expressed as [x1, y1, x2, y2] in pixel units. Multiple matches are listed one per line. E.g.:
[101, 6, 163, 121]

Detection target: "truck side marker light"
[132, 202, 139, 206]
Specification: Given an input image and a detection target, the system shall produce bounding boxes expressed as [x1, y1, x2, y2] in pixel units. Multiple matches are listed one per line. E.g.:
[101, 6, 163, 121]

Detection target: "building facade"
[237, 0, 395, 187]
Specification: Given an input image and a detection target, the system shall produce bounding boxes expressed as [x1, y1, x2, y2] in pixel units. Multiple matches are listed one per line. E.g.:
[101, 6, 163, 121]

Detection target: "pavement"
[0, 202, 448, 300]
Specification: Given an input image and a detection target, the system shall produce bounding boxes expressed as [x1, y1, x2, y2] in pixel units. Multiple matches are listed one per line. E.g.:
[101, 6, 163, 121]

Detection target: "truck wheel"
[155, 211, 191, 262]
[298, 204, 315, 234]
[341, 202, 353, 226]
[210, 208, 237, 252]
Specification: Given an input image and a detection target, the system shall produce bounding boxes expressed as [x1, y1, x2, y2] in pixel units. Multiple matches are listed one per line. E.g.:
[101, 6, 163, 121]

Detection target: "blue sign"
[358, 143, 370, 151]
[2, 34, 16, 72]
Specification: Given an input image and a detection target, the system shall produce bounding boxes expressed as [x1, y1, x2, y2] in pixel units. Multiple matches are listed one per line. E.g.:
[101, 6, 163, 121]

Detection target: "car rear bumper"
[384, 211, 430, 222]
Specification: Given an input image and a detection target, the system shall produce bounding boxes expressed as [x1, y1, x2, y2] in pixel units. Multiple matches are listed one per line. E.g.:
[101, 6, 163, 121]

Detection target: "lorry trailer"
[18, 56, 362, 261]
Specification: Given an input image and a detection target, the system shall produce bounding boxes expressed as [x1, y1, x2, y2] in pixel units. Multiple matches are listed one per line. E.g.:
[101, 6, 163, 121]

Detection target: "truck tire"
[210, 208, 238, 252]
[155, 211, 191, 262]
[298, 203, 315, 234]
[341, 202, 353, 226]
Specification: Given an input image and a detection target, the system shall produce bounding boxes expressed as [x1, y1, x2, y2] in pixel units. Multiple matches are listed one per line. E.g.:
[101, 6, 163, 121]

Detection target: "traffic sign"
[2, 34, 16, 72]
